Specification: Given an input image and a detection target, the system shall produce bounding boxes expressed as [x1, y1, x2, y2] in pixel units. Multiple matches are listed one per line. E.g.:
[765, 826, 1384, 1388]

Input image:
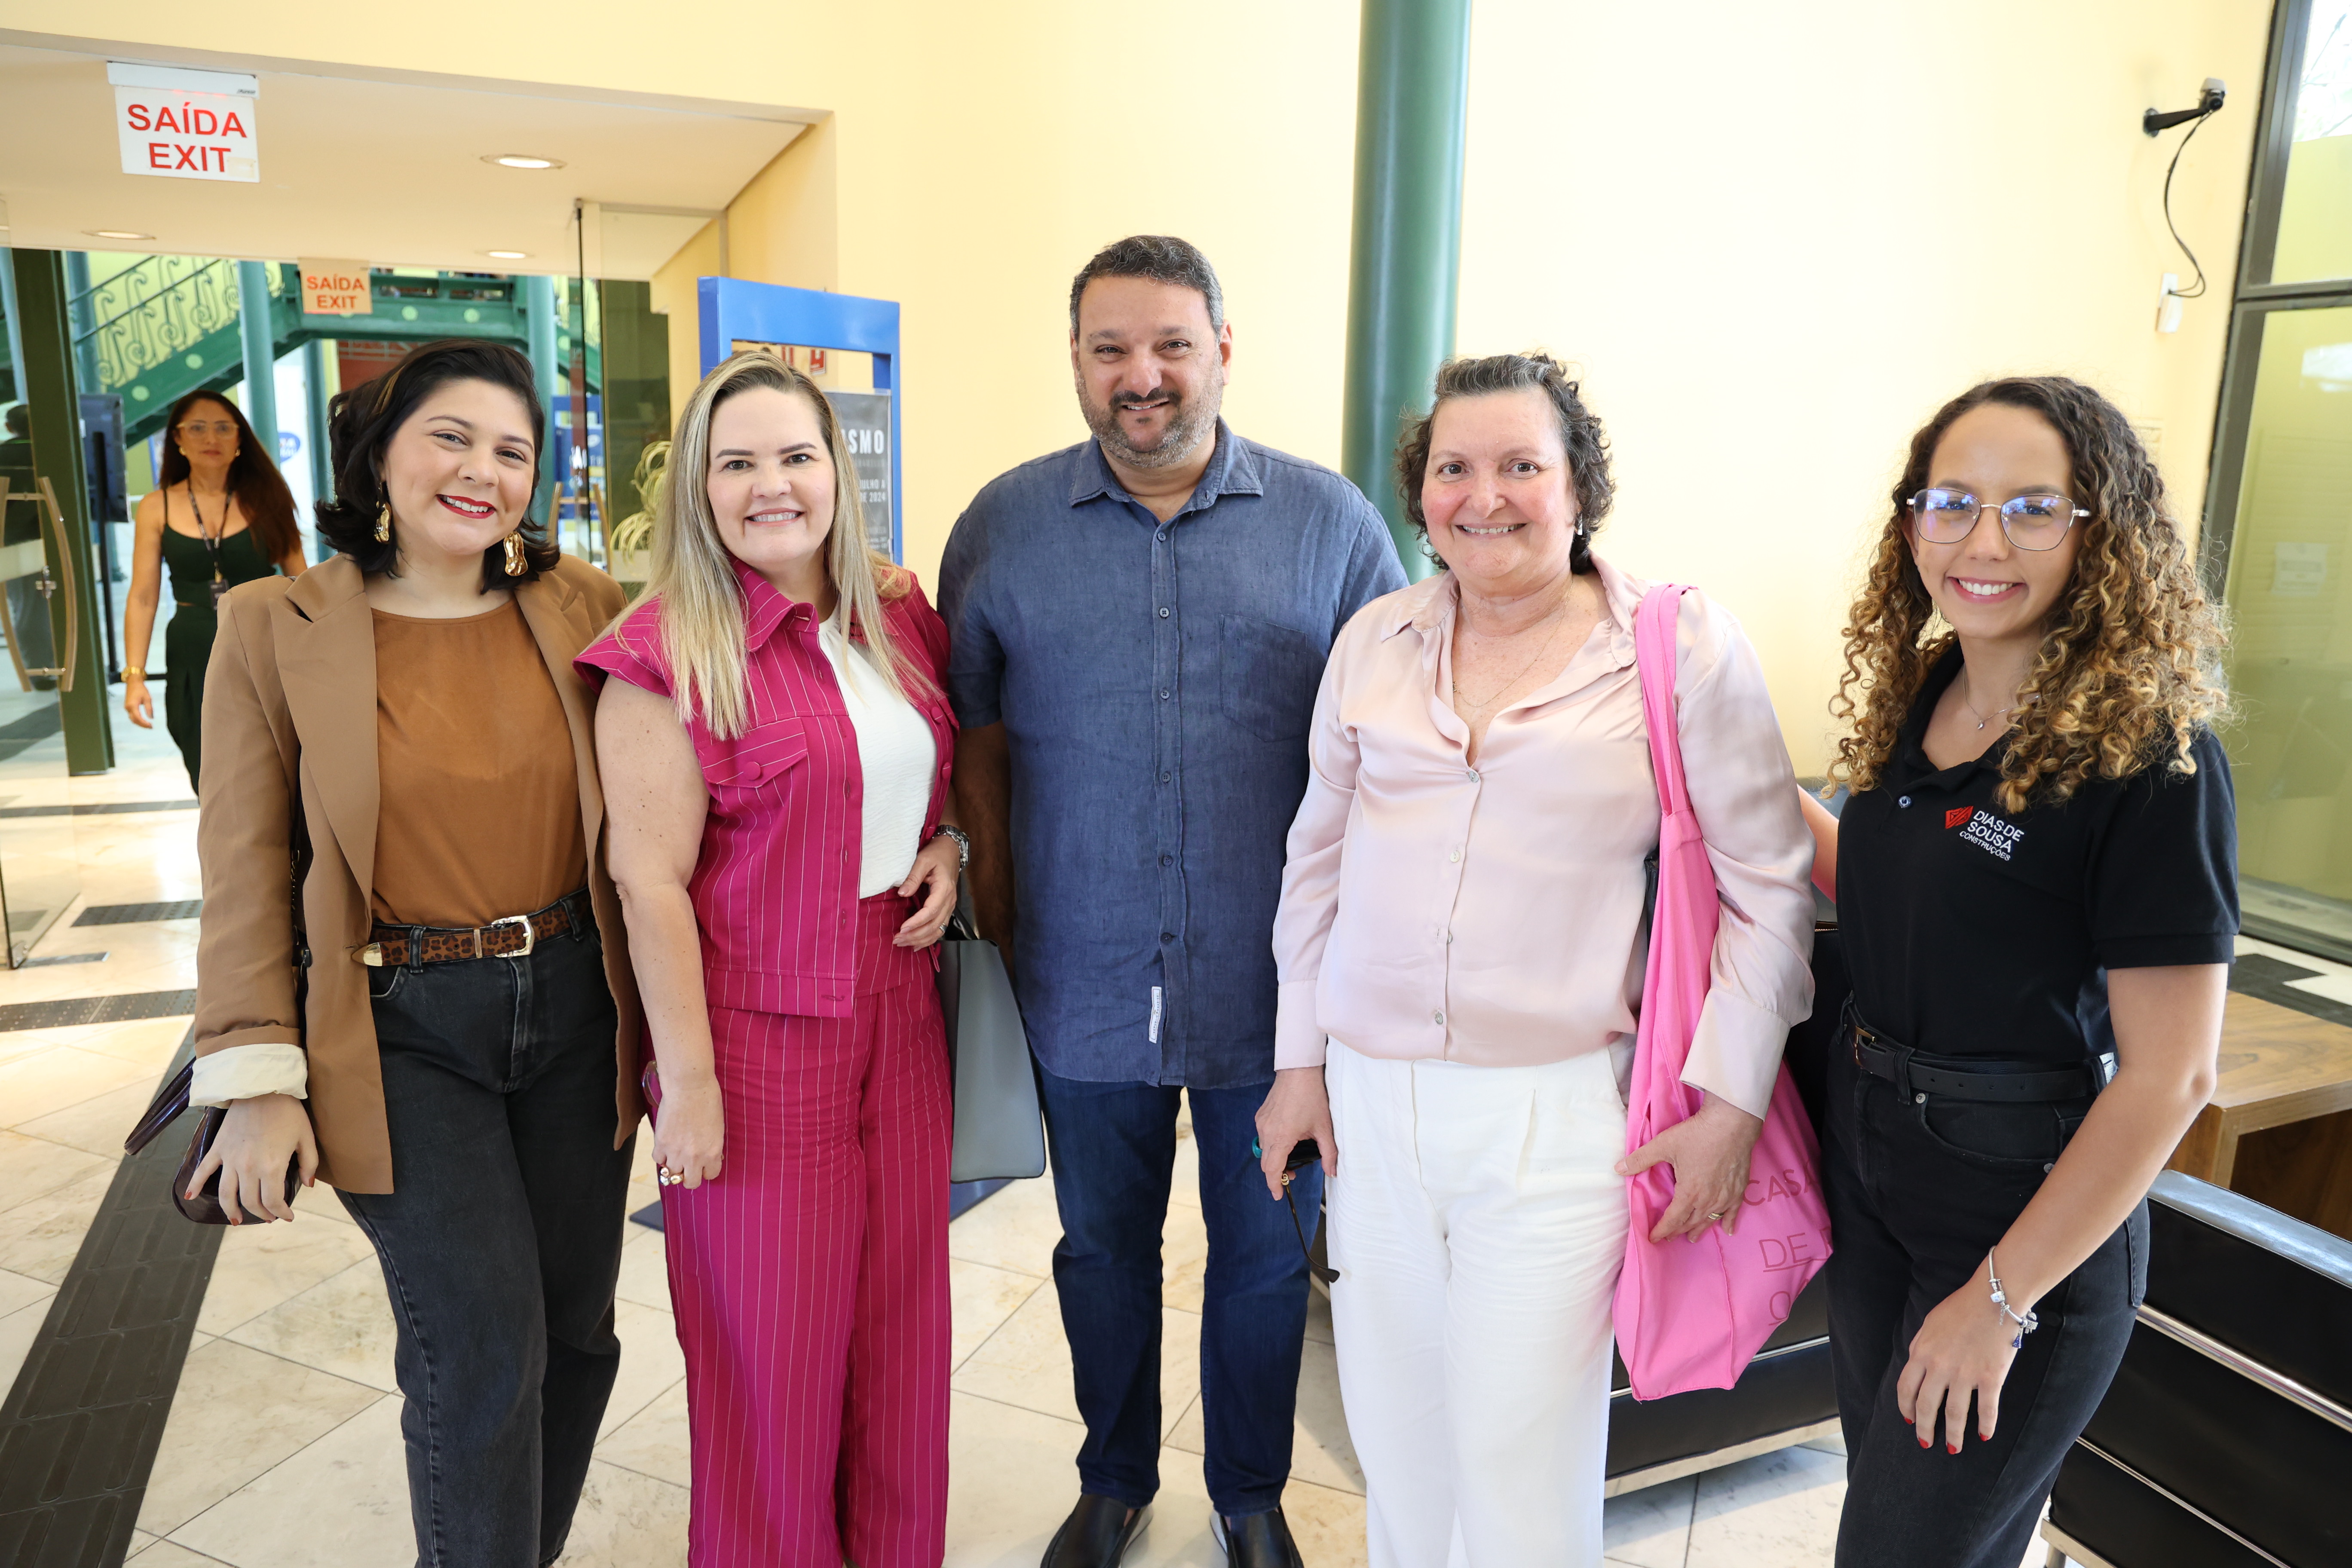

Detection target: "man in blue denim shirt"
[941, 236, 1403, 1568]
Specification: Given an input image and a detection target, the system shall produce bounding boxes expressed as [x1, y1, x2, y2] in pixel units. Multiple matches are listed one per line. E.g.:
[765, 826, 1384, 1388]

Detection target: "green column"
[303, 337, 335, 560]
[6, 250, 114, 773]
[523, 274, 560, 529]
[235, 260, 281, 479]
[1341, 0, 1473, 581]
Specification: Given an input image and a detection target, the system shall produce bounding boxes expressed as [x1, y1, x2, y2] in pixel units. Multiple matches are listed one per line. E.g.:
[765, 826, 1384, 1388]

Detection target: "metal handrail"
[2135, 1302, 2352, 1435]
[71, 254, 235, 347]
[2069, 1436, 2292, 1568]
[72, 250, 180, 312]
[31, 477, 78, 693]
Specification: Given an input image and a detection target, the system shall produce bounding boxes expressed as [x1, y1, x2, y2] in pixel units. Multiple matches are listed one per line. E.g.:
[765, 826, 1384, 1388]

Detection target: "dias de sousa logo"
[1948, 806, 2025, 862]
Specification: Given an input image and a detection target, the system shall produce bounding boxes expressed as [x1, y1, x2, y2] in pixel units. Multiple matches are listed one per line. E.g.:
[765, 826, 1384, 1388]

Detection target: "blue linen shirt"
[939, 423, 1407, 1089]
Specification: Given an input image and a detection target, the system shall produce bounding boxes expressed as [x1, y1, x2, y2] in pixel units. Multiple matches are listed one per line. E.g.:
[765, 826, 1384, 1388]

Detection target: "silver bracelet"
[931, 823, 970, 871]
[1987, 1248, 2039, 1348]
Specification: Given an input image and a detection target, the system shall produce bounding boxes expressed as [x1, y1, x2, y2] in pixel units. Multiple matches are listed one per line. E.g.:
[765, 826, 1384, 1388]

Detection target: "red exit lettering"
[148, 143, 234, 173]
[126, 102, 248, 138]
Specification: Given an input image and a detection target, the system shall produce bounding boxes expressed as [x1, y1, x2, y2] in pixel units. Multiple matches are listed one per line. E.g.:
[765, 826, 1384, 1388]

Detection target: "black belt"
[1839, 999, 2113, 1103]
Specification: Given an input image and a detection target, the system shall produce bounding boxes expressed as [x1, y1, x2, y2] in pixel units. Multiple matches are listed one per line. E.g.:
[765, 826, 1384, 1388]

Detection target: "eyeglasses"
[1908, 488, 2087, 552]
[176, 420, 239, 439]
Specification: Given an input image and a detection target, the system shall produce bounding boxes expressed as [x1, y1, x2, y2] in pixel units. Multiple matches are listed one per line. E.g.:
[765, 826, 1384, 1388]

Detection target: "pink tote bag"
[1612, 583, 1832, 1400]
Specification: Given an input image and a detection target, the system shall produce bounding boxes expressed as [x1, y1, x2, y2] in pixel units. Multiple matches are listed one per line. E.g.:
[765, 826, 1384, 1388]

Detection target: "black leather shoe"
[1041, 1494, 1150, 1567]
[1211, 1507, 1306, 1568]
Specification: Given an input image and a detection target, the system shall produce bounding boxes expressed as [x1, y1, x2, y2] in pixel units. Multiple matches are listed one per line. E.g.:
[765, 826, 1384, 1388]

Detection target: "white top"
[821, 616, 940, 898]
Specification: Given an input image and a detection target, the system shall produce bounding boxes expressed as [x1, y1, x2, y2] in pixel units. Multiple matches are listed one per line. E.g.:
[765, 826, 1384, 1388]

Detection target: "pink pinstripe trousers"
[655, 893, 952, 1567]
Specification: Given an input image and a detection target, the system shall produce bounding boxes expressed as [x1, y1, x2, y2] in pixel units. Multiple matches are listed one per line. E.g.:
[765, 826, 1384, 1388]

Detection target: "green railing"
[70, 254, 279, 395]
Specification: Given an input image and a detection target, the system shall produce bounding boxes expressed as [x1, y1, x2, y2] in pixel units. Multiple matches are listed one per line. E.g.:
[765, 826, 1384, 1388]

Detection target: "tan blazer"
[192, 554, 646, 1192]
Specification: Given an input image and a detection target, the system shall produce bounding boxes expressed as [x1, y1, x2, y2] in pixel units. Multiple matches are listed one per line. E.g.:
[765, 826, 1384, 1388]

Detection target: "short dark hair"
[1068, 235, 1225, 336]
[1395, 352, 1615, 574]
[315, 338, 558, 586]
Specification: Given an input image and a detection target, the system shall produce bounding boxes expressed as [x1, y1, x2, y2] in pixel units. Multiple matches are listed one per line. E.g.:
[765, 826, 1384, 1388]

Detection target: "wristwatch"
[931, 823, 971, 871]
[122, 666, 147, 681]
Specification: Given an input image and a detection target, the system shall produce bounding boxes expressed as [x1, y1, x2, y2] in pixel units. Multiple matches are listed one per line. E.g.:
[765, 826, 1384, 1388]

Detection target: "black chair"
[2041, 1171, 2352, 1567]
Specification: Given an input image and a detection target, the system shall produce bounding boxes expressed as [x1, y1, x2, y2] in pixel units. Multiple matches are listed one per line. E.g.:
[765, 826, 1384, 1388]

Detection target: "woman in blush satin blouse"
[580, 351, 964, 1568]
[1253, 353, 1816, 1568]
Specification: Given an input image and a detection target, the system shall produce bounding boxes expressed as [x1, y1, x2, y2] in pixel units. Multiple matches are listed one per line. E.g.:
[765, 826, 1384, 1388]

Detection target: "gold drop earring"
[503, 532, 526, 576]
[374, 493, 392, 543]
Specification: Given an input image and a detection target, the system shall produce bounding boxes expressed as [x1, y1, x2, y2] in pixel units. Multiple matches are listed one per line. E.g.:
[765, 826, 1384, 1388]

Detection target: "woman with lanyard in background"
[122, 388, 307, 789]
[1799, 376, 2236, 1567]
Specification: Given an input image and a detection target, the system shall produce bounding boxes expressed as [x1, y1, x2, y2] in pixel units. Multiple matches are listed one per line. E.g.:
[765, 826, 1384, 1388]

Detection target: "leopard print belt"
[360, 890, 588, 968]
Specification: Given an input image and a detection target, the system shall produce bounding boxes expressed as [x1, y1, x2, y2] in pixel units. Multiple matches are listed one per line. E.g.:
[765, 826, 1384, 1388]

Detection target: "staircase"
[67, 258, 559, 446]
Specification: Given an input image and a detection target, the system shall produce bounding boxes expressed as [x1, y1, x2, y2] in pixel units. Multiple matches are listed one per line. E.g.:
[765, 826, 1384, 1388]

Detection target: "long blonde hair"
[623, 351, 922, 738]
[1828, 376, 2228, 813]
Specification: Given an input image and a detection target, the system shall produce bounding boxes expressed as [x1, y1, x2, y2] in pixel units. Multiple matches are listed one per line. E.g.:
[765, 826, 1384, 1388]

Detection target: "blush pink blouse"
[1270, 557, 1814, 1119]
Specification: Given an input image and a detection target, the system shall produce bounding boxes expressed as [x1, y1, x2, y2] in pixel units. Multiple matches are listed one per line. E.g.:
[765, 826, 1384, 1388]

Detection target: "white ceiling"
[0, 34, 813, 279]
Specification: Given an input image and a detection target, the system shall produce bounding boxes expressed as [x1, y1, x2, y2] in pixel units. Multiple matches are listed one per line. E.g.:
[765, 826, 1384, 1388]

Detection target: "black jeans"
[339, 912, 635, 1568]
[1825, 1044, 2146, 1568]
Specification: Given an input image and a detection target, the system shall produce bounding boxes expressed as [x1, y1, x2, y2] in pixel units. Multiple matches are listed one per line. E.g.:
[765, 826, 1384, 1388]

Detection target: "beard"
[1078, 371, 1224, 470]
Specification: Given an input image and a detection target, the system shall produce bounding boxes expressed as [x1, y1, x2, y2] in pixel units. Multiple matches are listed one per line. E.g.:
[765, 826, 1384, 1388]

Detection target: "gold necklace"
[1452, 604, 1570, 712]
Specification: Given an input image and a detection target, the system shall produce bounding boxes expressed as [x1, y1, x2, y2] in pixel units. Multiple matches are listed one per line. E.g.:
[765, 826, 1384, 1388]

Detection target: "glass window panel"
[2222, 304, 2352, 951]
[2275, 0, 2352, 284]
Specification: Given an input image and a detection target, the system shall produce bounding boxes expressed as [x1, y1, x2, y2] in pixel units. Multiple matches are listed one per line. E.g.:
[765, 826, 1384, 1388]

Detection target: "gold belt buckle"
[487, 914, 536, 959]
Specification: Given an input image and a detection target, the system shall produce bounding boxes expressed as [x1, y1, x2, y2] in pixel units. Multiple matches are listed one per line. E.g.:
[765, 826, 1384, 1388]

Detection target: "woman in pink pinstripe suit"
[580, 350, 963, 1567]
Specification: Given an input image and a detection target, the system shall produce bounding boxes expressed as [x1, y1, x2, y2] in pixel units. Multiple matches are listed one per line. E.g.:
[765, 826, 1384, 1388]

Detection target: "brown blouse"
[370, 600, 587, 929]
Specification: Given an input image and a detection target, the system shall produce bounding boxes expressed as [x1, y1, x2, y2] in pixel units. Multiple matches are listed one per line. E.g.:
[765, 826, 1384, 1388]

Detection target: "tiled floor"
[0, 718, 2199, 1566]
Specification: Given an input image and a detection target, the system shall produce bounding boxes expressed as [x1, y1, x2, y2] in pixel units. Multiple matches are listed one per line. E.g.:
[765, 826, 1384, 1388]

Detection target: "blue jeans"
[1035, 1065, 1320, 1518]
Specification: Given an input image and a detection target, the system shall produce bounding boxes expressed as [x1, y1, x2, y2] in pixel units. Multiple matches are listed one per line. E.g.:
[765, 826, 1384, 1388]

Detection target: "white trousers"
[1326, 1040, 1630, 1568]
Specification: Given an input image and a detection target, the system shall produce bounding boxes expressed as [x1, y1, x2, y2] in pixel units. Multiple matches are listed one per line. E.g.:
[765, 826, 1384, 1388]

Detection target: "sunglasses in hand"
[1254, 1135, 1339, 1285]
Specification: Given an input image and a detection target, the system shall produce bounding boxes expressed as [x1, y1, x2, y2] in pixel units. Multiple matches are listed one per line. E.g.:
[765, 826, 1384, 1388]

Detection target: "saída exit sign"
[107, 61, 259, 183]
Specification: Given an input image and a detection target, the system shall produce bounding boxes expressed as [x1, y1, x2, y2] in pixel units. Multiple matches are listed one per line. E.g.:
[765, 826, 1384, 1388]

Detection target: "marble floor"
[0, 719, 2212, 1566]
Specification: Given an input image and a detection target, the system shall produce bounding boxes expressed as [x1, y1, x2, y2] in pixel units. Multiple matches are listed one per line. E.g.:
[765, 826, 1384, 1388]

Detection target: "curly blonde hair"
[1828, 377, 2228, 814]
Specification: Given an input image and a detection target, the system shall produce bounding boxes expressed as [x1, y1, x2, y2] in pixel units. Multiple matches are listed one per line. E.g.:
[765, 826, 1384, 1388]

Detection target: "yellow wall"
[35, 0, 2275, 766]
[1454, 1, 2269, 766]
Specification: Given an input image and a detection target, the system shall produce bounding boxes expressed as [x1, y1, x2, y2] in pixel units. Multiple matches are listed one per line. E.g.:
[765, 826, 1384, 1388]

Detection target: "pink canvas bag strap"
[1633, 586, 1690, 822]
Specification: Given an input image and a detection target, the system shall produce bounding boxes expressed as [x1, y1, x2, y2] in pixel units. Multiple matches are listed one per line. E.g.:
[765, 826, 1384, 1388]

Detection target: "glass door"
[0, 438, 83, 966]
[2206, 0, 2352, 958]
[2218, 303, 2352, 952]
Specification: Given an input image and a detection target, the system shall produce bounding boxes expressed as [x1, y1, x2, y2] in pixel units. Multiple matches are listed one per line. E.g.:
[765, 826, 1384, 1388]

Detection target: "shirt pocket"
[700, 716, 812, 801]
[1219, 615, 1326, 743]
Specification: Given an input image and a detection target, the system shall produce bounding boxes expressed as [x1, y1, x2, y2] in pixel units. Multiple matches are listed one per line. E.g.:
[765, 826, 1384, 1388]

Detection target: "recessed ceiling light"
[483, 154, 564, 170]
[484, 250, 530, 260]
[85, 229, 156, 240]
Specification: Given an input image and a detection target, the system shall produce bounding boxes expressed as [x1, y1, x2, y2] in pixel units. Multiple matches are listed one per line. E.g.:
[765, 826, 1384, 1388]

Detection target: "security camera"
[2145, 79, 2226, 136]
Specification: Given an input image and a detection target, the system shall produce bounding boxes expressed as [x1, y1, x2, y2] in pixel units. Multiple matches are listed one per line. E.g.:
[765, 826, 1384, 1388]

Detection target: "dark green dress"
[160, 516, 278, 790]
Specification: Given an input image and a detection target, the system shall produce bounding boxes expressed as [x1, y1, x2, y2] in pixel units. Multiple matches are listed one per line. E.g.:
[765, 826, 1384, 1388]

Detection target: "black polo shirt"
[1838, 648, 2237, 1064]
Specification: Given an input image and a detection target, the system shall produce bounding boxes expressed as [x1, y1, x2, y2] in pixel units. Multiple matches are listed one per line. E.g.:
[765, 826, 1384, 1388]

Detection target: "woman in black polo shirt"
[1800, 375, 2235, 1567]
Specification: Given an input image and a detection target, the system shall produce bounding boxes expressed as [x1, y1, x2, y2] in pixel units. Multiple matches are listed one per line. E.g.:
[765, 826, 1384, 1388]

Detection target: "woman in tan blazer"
[188, 339, 645, 1568]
